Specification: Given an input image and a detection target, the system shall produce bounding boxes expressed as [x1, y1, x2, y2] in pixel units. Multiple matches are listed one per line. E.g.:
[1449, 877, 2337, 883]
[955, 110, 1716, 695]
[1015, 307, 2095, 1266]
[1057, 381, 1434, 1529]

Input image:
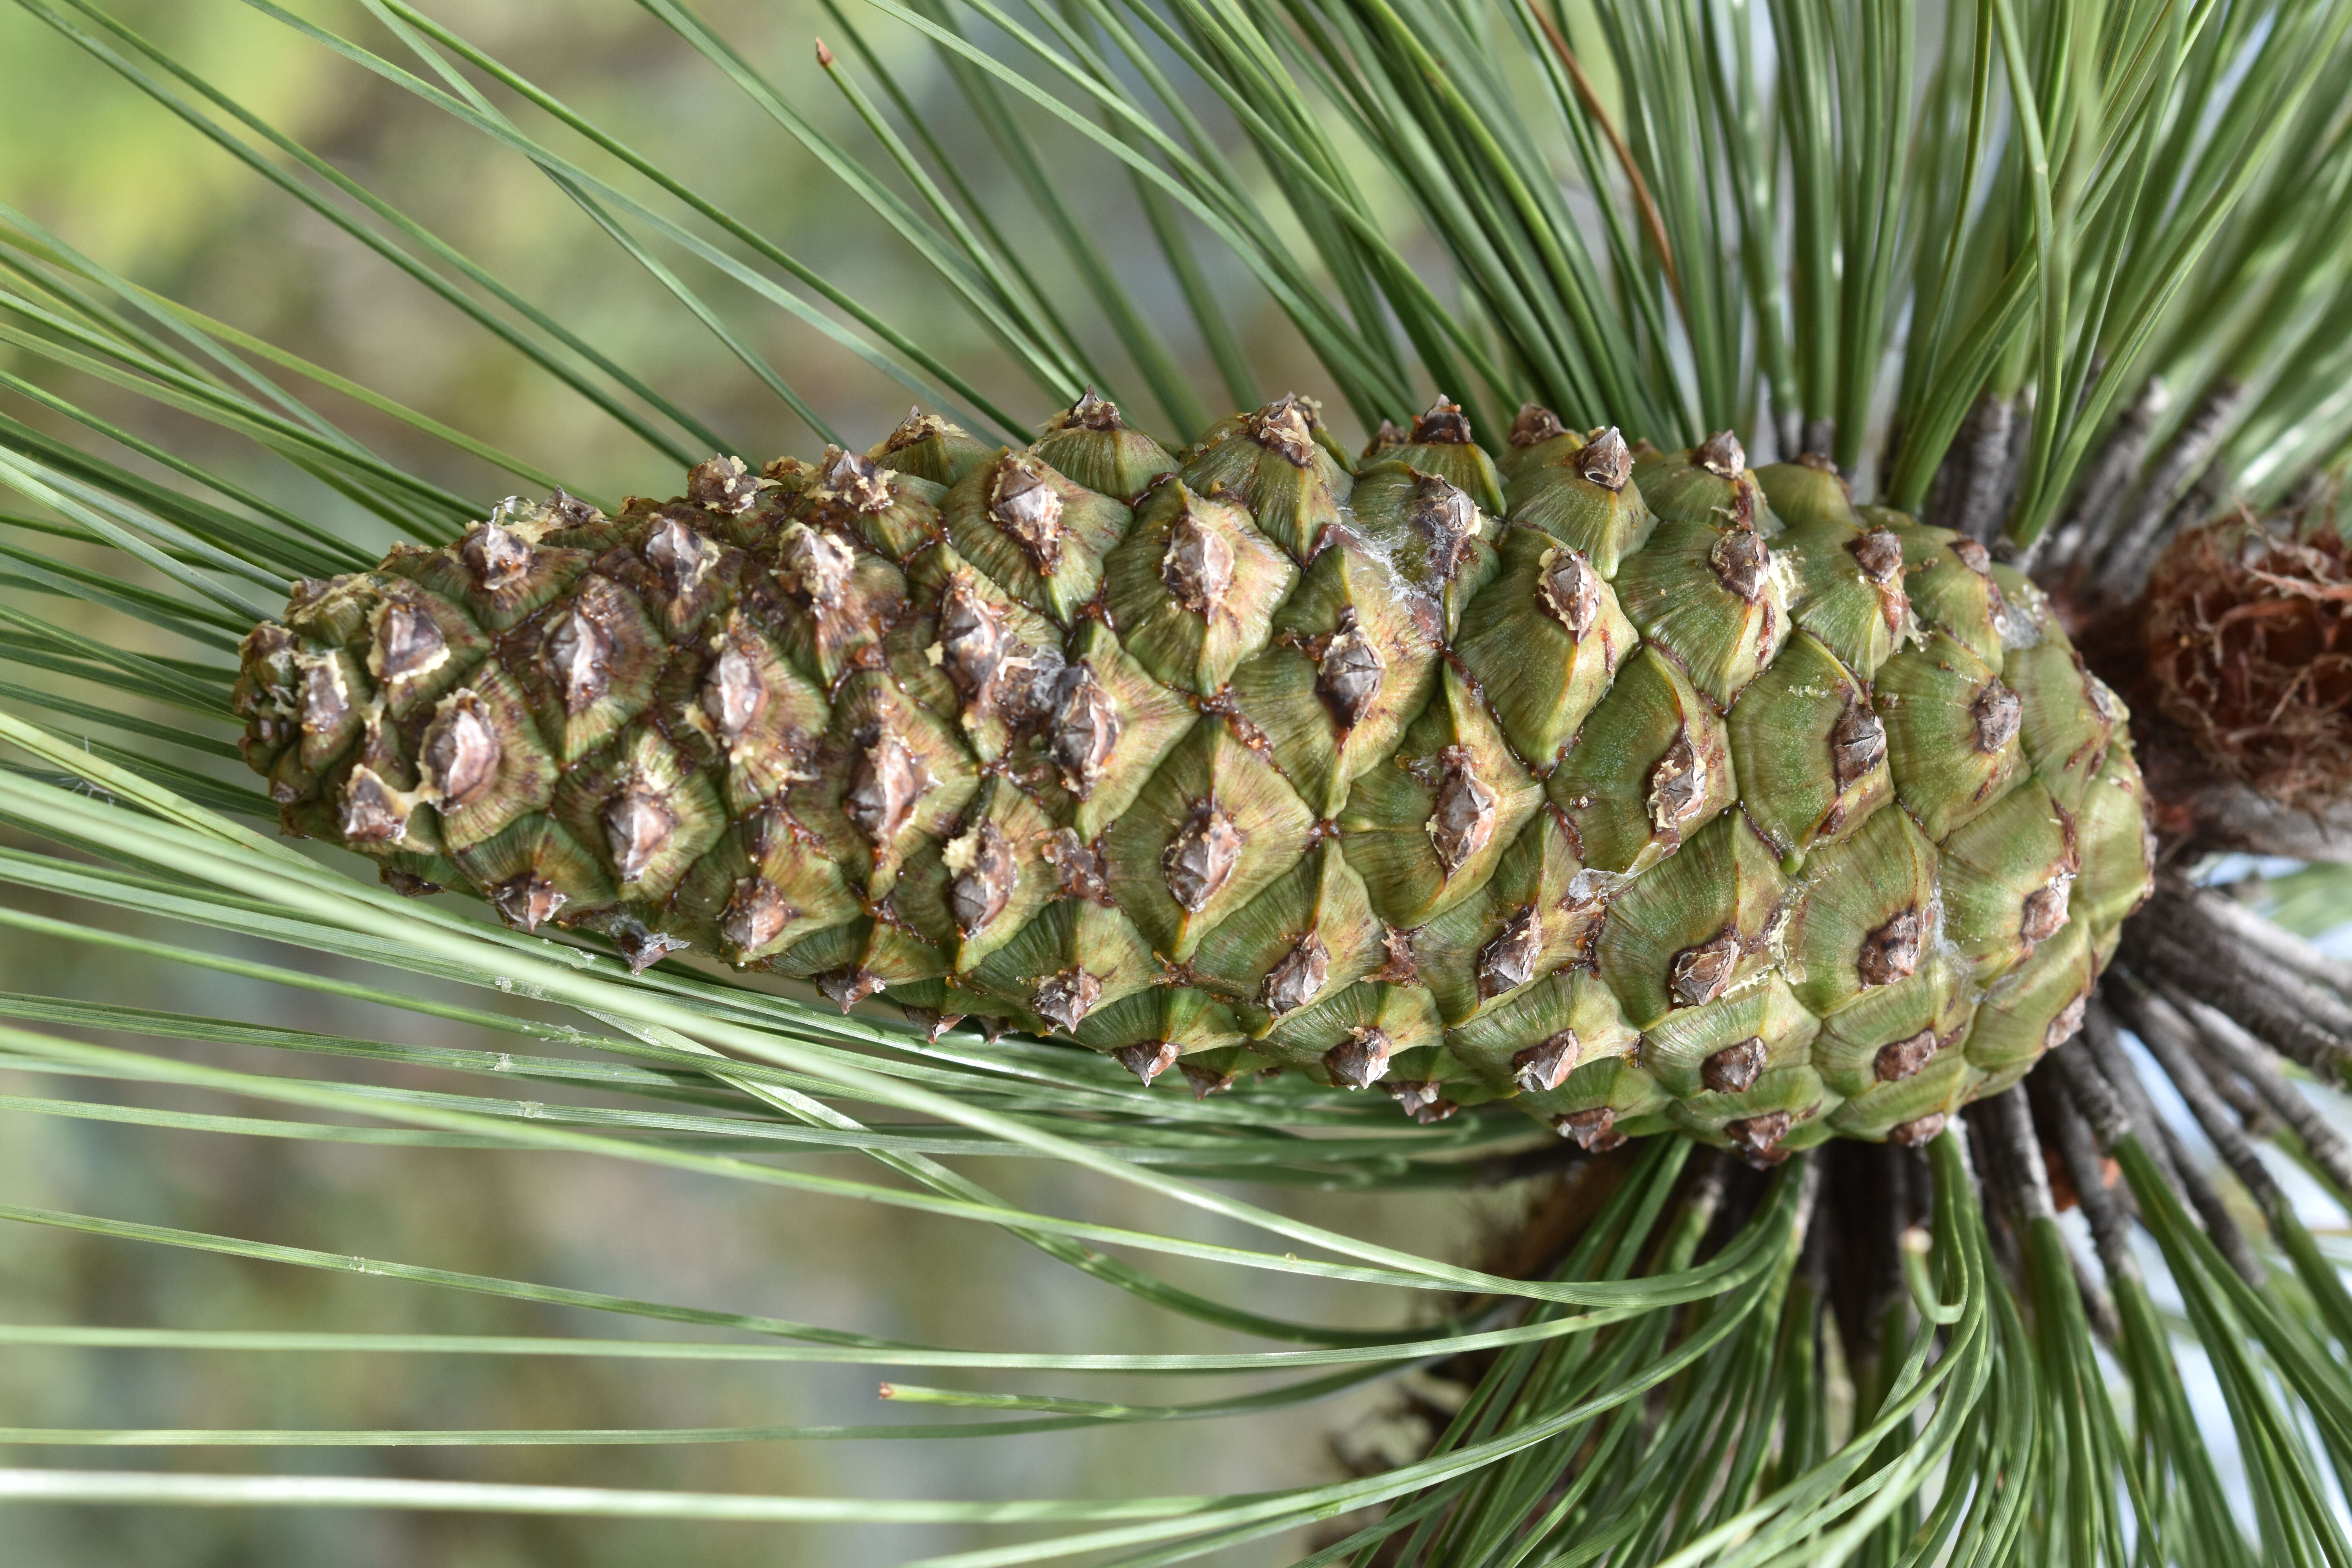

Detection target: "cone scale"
[234, 394, 2151, 1160]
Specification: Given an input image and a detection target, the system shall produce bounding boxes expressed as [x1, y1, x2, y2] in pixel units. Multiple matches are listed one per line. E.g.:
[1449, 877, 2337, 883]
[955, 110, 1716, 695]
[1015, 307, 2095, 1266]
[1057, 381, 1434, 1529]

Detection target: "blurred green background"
[0, 2, 1515, 1561]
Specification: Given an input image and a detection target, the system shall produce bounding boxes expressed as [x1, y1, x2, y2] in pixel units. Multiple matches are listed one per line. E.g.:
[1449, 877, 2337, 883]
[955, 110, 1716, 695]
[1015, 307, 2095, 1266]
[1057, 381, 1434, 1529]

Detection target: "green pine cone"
[232, 394, 2153, 1160]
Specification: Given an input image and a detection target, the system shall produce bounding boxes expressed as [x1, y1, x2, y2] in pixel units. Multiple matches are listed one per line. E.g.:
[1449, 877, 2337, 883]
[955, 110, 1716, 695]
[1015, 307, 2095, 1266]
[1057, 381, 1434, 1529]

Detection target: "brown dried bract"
[1857, 906, 1924, 987]
[777, 523, 855, 608]
[947, 820, 1020, 937]
[1669, 929, 1742, 1009]
[461, 521, 534, 591]
[604, 786, 679, 882]
[1512, 1030, 1578, 1094]
[1849, 527, 1905, 586]
[1041, 828, 1111, 904]
[1874, 1028, 1938, 1082]
[1972, 681, 2022, 754]
[1537, 548, 1602, 638]
[815, 446, 893, 513]
[1164, 799, 1243, 912]
[613, 924, 689, 975]
[1725, 1109, 1793, 1165]
[989, 456, 1066, 573]
[689, 454, 762, 515]
[544, 601, 614, 715]
[374, 599, 449, 685]
[1058, 388, 1124, 430]
[1508, 403, 1566, 448]
[1710, 526, 1770, 603]
[1373, 925, 1421, 986]
[1830, 702, 1887, 791]
[845, 726, 929, 844]
[1427, 746, 1499, 874]
[1161, 510, 1236, 616]
[1179, 1059, 1237, 1099]
[1476, 906, 1543, 998]
[1247, 394, 1318, 466]
[299, 658, 349, 737]
[340, 766, 411, 846]
[1111, 1040, 1180, 1086]
[1386, 1080, 1456, 1123]
[2143, 503, 2352, 810]
[2020, 880, 2073, 944]
[1033, 968, 1101, 1032]
[1695, 430, 1746, 478]
[1580, 427, 1632, 491]
[1324, 1025, 1392, 1089]
[1411, 475, 1480, 582]
[2045, 991, 2089, 1052]
[492, 871, 567, 933]
[937, 574, 1013, 706]
[1261, 932, 1330, 1016]
[1317, 610, 1386, 730]
[1555, 1105, 1624, 1152]
[720, 875, 793, 955]
[644, 515, 720, 595]
[1048, 664, 1123, 797]
[702, 636, 768, 742]
[1647, 729, 1709, 841]
[421, 692, 501, 807]
[818, 967, 886, 1013]
[1701, 1036, 1768, 1094]
[1888, 1112, 1947, 1148]
[1410, 397, 1474, 445]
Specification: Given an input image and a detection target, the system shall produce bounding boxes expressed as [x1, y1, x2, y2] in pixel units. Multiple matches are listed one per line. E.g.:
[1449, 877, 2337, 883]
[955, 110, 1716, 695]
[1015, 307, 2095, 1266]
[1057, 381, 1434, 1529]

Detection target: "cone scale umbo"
[232, 393, 2151, 1161]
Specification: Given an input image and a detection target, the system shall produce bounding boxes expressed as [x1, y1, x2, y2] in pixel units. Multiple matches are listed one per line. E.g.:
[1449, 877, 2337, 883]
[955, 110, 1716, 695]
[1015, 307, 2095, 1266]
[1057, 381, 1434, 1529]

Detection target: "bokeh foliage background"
[0, 2, 1496, 1561]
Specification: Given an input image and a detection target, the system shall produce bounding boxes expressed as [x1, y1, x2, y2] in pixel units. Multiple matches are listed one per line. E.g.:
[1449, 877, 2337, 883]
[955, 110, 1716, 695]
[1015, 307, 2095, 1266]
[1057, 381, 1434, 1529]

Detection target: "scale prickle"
[232, 393, 2153, 1161]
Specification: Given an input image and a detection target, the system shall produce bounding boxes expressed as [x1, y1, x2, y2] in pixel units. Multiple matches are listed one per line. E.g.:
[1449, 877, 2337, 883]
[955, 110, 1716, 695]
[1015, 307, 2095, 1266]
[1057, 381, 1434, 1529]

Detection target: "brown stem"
[1521, 0, 1684, 318]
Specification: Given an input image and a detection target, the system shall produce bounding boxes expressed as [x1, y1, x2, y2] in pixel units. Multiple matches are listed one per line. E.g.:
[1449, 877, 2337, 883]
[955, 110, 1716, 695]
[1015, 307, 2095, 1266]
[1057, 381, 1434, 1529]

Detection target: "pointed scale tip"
[1695, 429, 1746, 477]
[1509, 403, 1566, 447]
[1579, 427, 1632, 490]
[1410, 396, 1474, 445]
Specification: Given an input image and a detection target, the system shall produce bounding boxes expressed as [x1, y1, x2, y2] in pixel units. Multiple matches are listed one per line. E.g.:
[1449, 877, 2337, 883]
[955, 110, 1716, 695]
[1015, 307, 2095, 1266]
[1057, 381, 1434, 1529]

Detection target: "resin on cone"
[234, 394, 2152, 1160]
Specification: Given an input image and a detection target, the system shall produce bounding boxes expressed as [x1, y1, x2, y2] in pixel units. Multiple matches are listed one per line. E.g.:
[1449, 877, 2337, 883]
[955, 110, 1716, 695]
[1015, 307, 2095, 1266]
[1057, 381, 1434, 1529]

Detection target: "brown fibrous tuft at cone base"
[2142, 497, 2352, 812]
